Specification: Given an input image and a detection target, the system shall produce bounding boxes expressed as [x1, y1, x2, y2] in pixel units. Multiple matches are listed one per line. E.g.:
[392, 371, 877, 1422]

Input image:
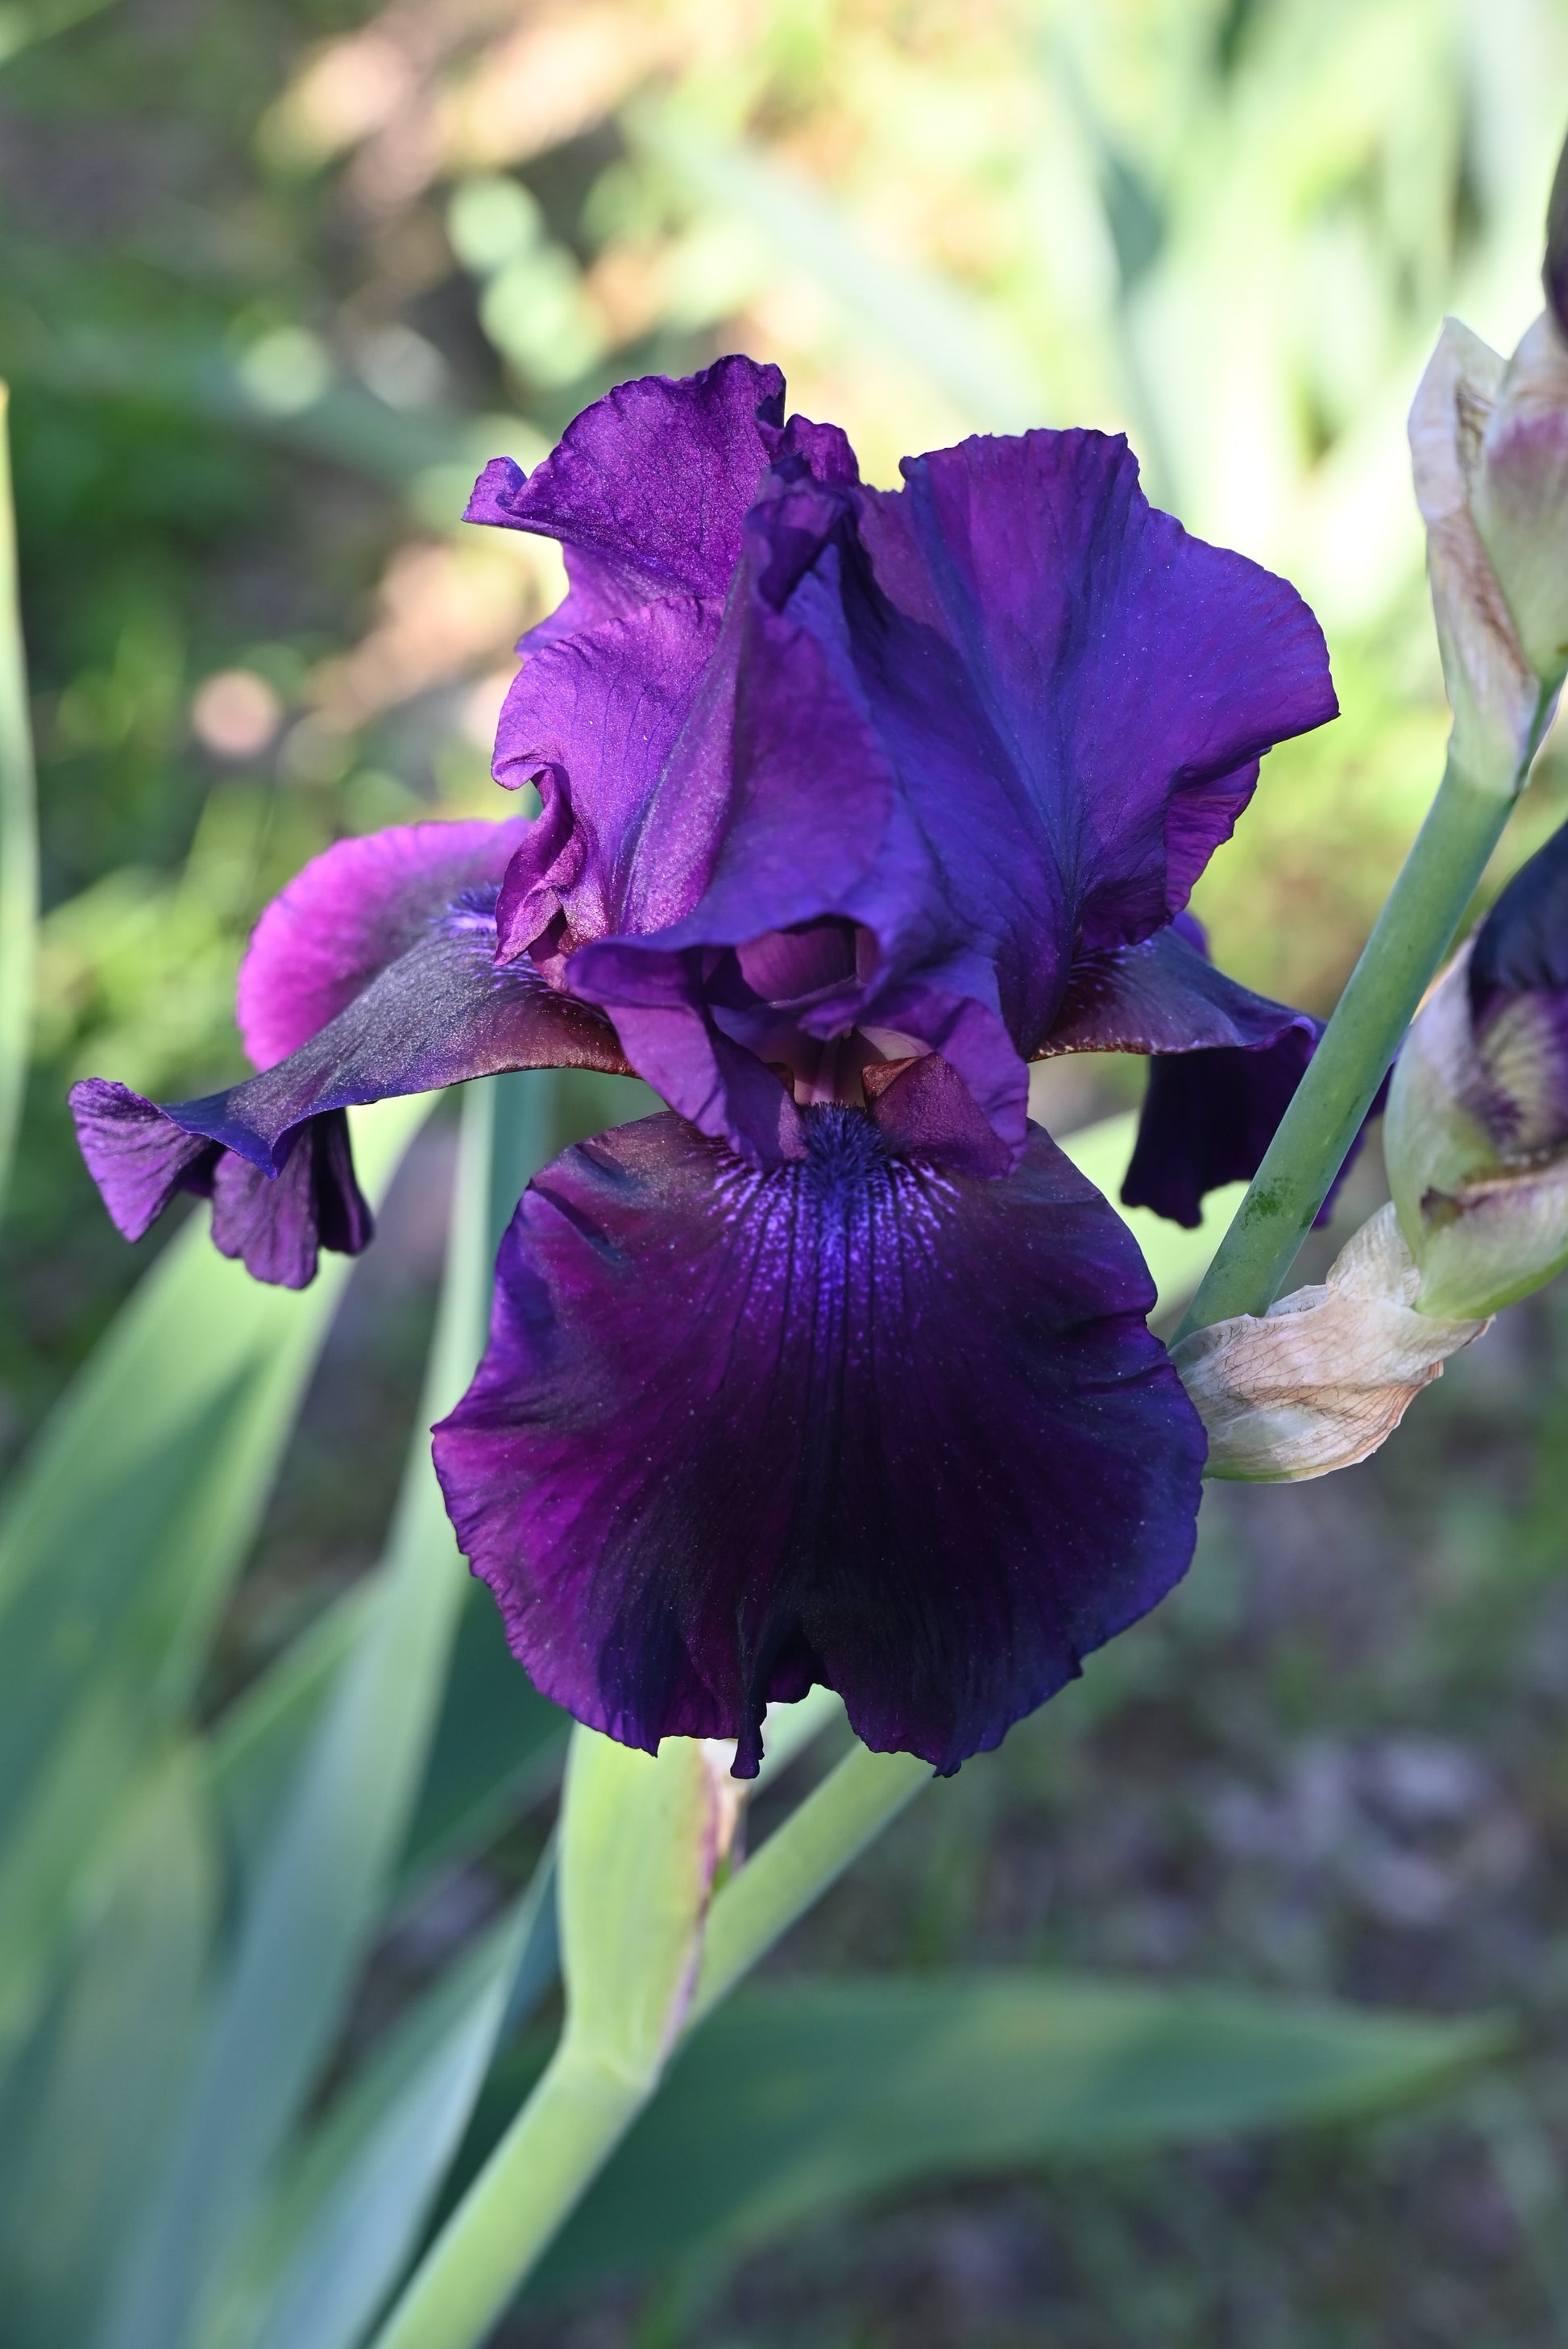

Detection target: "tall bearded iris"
[71, 356, 1338, 1774]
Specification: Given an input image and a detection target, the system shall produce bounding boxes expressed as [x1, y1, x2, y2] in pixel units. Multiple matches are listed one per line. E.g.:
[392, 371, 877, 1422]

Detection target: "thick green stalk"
[369, 1745, 930, 2349]
[1175, 753, 1529, 1338]
[0, 383, 39, 1220]
[370, 2042, 647, 2349]
[691, 1745, 929, 2023]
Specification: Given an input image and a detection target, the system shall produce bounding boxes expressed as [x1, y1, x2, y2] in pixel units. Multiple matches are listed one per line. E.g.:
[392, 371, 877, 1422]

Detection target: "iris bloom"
[73, 358, 1338, 1773]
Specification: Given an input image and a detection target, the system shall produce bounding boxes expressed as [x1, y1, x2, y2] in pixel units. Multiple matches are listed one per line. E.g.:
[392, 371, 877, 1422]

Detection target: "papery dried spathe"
[1171, 1206, 1487, 1482]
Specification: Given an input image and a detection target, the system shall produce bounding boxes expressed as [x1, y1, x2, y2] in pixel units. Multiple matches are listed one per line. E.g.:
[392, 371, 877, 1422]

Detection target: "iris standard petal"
[464, 355, 788, 644]
[72, 857, 628, 1284]
[854, 429, 1337, 966]
[432, 1077, 1206, 1778]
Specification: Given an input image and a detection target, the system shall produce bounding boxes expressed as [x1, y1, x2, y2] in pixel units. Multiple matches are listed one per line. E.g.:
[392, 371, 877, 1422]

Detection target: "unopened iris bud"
[1409, 130, 1568, 786]
[1471, 314, 1568, 695]
[1385, 816, 1568, 1318]
[1545, 126, 1568, 343]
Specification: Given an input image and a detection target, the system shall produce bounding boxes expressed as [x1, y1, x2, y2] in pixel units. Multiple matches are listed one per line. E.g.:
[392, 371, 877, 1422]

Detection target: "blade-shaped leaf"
[0, 1093, 429, 2065]
[207, 1587, 373, 1918]
[0, 381, 38, 1222]
[96, 1072, 554, 2349]
[0, 1745, 218, 2347]
[533, 1973, 1508, 2296]
[208, 1855, 558, 2349]
[212, 1577, 565, 1927]
[393, 1583, 566, 1906]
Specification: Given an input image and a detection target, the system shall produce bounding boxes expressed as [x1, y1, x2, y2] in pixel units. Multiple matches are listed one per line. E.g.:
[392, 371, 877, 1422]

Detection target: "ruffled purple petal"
[464, 357, 788, 646]
[72, 880, 628, 1286]
[470, 376, 1335, 1168]
[432, 1080, 1205, 1777]
[854, 430, 1337, 959]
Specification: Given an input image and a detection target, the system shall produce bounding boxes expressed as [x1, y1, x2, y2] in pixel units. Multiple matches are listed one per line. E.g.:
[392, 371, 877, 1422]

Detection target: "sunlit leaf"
[94, 1074, 549, 2349]
[0, 1093, 429, 2067]
[209, 1857, 557, 2349]
[0, 1746, 218, 2347]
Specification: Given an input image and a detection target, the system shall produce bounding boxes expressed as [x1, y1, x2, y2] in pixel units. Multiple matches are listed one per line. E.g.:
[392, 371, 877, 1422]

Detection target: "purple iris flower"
[71, 356, 1339, 1774]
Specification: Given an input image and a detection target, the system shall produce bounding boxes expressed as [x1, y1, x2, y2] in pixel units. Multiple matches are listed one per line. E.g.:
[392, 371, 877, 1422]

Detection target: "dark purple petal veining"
[433, 1069, 1206, 1777]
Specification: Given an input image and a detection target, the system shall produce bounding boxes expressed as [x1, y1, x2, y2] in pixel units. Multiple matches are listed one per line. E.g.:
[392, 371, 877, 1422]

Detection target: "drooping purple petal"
[1119, 1030, 1318, 1229]
[72, 841, 628, 1286]
[1041, 919, 1318, 1060]
[239, 816, 533, 1068]
[1099, 921, 1381, 1231]
[70, 1088, 370, 1291]
[432, 1081, 1206, 1778]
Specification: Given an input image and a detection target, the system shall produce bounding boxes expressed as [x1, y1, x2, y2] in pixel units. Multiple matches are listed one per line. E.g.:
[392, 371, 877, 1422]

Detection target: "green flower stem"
[369, 1746, 930, 2349]
[691, 1745, 930, 2024]
[0, 384, 39, 1219]
[370, 2041, 647, 2349]
[1174, 753, 1525, 1339]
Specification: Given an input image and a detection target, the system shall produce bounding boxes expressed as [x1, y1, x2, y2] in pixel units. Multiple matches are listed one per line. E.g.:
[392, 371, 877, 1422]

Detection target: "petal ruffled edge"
[464, 356, 787, 642]
[433, 1089, 1205, 1775]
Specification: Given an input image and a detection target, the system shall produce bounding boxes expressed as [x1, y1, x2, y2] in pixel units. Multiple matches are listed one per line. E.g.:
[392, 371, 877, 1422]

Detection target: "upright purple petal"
[433, 1089, 1205, 1777]
[464, 357, 787, 645]
[469, 372, 1337, 1168]
[857, 430, 1336, 954]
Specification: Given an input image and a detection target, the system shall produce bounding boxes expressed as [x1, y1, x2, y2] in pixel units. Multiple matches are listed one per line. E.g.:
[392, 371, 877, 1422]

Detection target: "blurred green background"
[5, 0, 1568, 2341]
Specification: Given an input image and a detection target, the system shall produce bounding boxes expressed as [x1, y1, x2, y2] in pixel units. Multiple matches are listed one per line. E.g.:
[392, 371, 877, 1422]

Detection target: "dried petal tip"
[1545, 124, 1568, 340]
[1172, 1206, 1487, 1482]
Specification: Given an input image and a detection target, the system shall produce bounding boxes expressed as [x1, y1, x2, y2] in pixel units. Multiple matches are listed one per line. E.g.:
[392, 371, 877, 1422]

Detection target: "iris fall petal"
[433, 1088, 1206, 1777]
[72, 820, 628, 1284]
